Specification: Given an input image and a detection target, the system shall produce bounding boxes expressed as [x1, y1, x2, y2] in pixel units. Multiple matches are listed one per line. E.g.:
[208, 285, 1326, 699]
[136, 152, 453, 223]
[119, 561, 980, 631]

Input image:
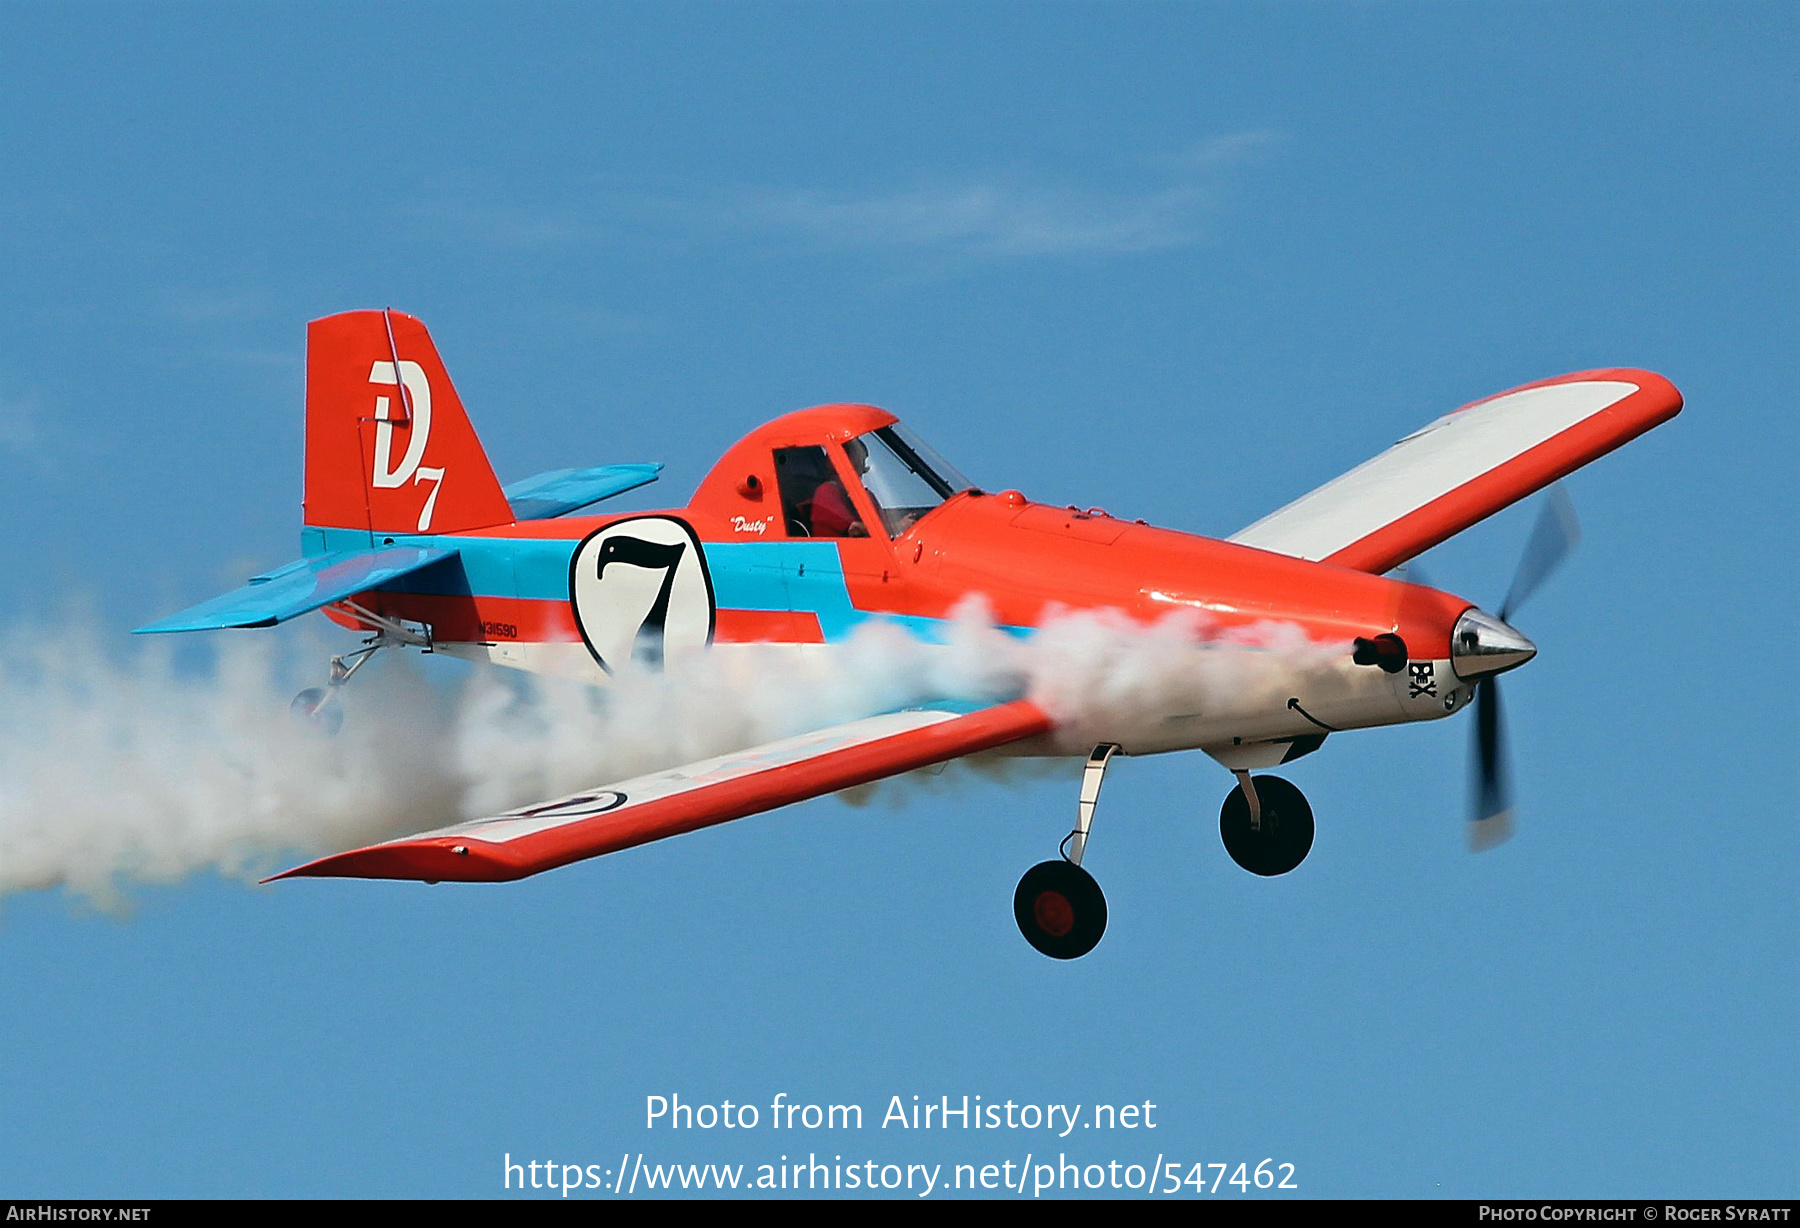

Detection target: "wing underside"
[268, 699, 1053, 884]
[1228, 370, 1682, 574]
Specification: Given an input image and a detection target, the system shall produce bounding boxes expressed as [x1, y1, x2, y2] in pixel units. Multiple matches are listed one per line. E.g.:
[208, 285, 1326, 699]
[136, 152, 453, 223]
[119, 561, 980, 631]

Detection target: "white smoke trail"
[0, 604, 1343, 908]
[1020, 605, 1344, 752]
[0, 628, 463, 909]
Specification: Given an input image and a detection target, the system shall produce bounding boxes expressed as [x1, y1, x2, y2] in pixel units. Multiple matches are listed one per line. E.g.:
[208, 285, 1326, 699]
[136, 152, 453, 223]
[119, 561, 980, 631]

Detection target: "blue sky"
[0, 2, 1793, 1199]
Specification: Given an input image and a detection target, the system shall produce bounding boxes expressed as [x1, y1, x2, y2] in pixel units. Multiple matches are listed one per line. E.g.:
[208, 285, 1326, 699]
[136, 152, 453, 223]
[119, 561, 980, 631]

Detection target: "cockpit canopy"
[776, 423, 974, 539]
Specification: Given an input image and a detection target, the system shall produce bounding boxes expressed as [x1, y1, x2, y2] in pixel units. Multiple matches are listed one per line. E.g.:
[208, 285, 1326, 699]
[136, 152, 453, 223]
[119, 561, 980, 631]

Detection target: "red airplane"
[139, 310, 1682, 958]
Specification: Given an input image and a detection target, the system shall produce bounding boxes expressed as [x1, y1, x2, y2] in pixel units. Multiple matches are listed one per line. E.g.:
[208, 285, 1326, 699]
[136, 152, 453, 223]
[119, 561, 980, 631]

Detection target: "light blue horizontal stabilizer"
[504, 463, 662, 520]
[133, 547, 460, 634]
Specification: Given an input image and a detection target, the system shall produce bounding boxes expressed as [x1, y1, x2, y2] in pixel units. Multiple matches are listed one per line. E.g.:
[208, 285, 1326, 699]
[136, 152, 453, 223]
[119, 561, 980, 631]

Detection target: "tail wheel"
[1219, 774, 1314, 876]
[1013, 860, 1107, 959]
[290, 687, 344, 738]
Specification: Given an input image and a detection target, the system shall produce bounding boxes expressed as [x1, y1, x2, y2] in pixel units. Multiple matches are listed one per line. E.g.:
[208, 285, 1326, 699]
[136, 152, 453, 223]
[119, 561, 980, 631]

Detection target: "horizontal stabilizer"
[134, 546, 459, 634]
[504, 464, 662, 520]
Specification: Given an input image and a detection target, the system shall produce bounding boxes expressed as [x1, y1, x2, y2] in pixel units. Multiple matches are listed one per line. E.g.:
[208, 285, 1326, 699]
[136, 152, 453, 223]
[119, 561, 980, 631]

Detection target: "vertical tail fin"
[304, 310, 514, 537]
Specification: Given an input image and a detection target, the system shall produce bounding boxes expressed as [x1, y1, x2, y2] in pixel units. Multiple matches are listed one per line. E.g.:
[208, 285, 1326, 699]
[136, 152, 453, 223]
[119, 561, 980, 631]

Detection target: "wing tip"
[1457, 367, 1684, 422]
[266, 839, 526, 883]
[1587, 367, 1683, 423]
[1631, 369, 1683, 421]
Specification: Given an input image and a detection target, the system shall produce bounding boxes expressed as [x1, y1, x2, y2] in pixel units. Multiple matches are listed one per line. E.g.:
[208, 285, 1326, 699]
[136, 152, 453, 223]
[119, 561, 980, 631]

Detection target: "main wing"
[1228, 370, 1682, 574]
[268, 700, 1052, 883]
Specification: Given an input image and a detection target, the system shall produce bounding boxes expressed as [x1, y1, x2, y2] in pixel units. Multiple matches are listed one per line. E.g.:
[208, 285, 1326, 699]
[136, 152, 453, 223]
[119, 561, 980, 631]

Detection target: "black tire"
[1013, 860, 1107, 959]
[290, 687, 344, 738]
[1219, 774, 1314, 876]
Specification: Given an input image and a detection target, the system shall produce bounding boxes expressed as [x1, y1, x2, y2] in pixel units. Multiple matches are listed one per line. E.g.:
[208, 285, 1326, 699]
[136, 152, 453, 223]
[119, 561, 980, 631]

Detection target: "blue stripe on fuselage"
[305, 527, 1023, 643]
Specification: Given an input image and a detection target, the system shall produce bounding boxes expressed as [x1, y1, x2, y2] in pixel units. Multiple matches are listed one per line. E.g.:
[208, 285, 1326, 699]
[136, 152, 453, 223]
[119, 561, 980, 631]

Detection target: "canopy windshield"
[847, 424, 975, 537]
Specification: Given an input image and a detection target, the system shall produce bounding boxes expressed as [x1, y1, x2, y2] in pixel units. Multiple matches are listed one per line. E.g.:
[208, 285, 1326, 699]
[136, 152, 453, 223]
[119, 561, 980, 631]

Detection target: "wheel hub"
[1032, 890, 1075, 937]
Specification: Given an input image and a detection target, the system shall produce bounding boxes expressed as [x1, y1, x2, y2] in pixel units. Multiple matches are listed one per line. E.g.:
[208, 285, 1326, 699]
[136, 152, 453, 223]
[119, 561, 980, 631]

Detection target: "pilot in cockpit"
[808, 439, 870, 537]
[777, 425, 973, 540]
[776, 442, 867, 538]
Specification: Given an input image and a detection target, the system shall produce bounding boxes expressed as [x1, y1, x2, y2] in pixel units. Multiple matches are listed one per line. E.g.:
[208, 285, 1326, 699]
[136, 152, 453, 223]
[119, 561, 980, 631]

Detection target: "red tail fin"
[304, 310, 513, 536]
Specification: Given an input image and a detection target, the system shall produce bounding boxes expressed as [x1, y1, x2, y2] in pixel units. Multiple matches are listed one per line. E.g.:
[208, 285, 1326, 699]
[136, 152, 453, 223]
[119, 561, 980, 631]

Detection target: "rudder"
[304, 310, 513, 537]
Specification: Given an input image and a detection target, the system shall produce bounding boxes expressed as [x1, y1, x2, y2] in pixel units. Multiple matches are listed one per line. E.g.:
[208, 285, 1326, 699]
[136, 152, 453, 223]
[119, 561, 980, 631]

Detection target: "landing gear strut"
[1015, 743, 1117, 959]
[1218, 772, 1314, 876]
[289, 604, 431, 737]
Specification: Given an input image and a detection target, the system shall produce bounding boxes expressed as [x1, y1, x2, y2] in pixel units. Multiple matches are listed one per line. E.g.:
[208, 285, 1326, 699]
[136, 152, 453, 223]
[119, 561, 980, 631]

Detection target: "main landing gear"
[1015, 743, 1117, 960]
[1013, 754, 1320, 958]
[290, 606, 432, 737]
[1218, 771, 1314, 877]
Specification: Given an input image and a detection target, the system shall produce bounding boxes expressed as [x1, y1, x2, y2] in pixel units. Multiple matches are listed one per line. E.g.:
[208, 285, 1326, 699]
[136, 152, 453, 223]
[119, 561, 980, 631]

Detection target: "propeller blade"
[1499, 484, 1580, 621]
[1468, 678, 1514, 850]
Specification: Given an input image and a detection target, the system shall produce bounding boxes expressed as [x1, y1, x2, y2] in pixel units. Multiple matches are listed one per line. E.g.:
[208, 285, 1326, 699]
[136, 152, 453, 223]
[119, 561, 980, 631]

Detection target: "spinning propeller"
[1453, 486, 1581, 850]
